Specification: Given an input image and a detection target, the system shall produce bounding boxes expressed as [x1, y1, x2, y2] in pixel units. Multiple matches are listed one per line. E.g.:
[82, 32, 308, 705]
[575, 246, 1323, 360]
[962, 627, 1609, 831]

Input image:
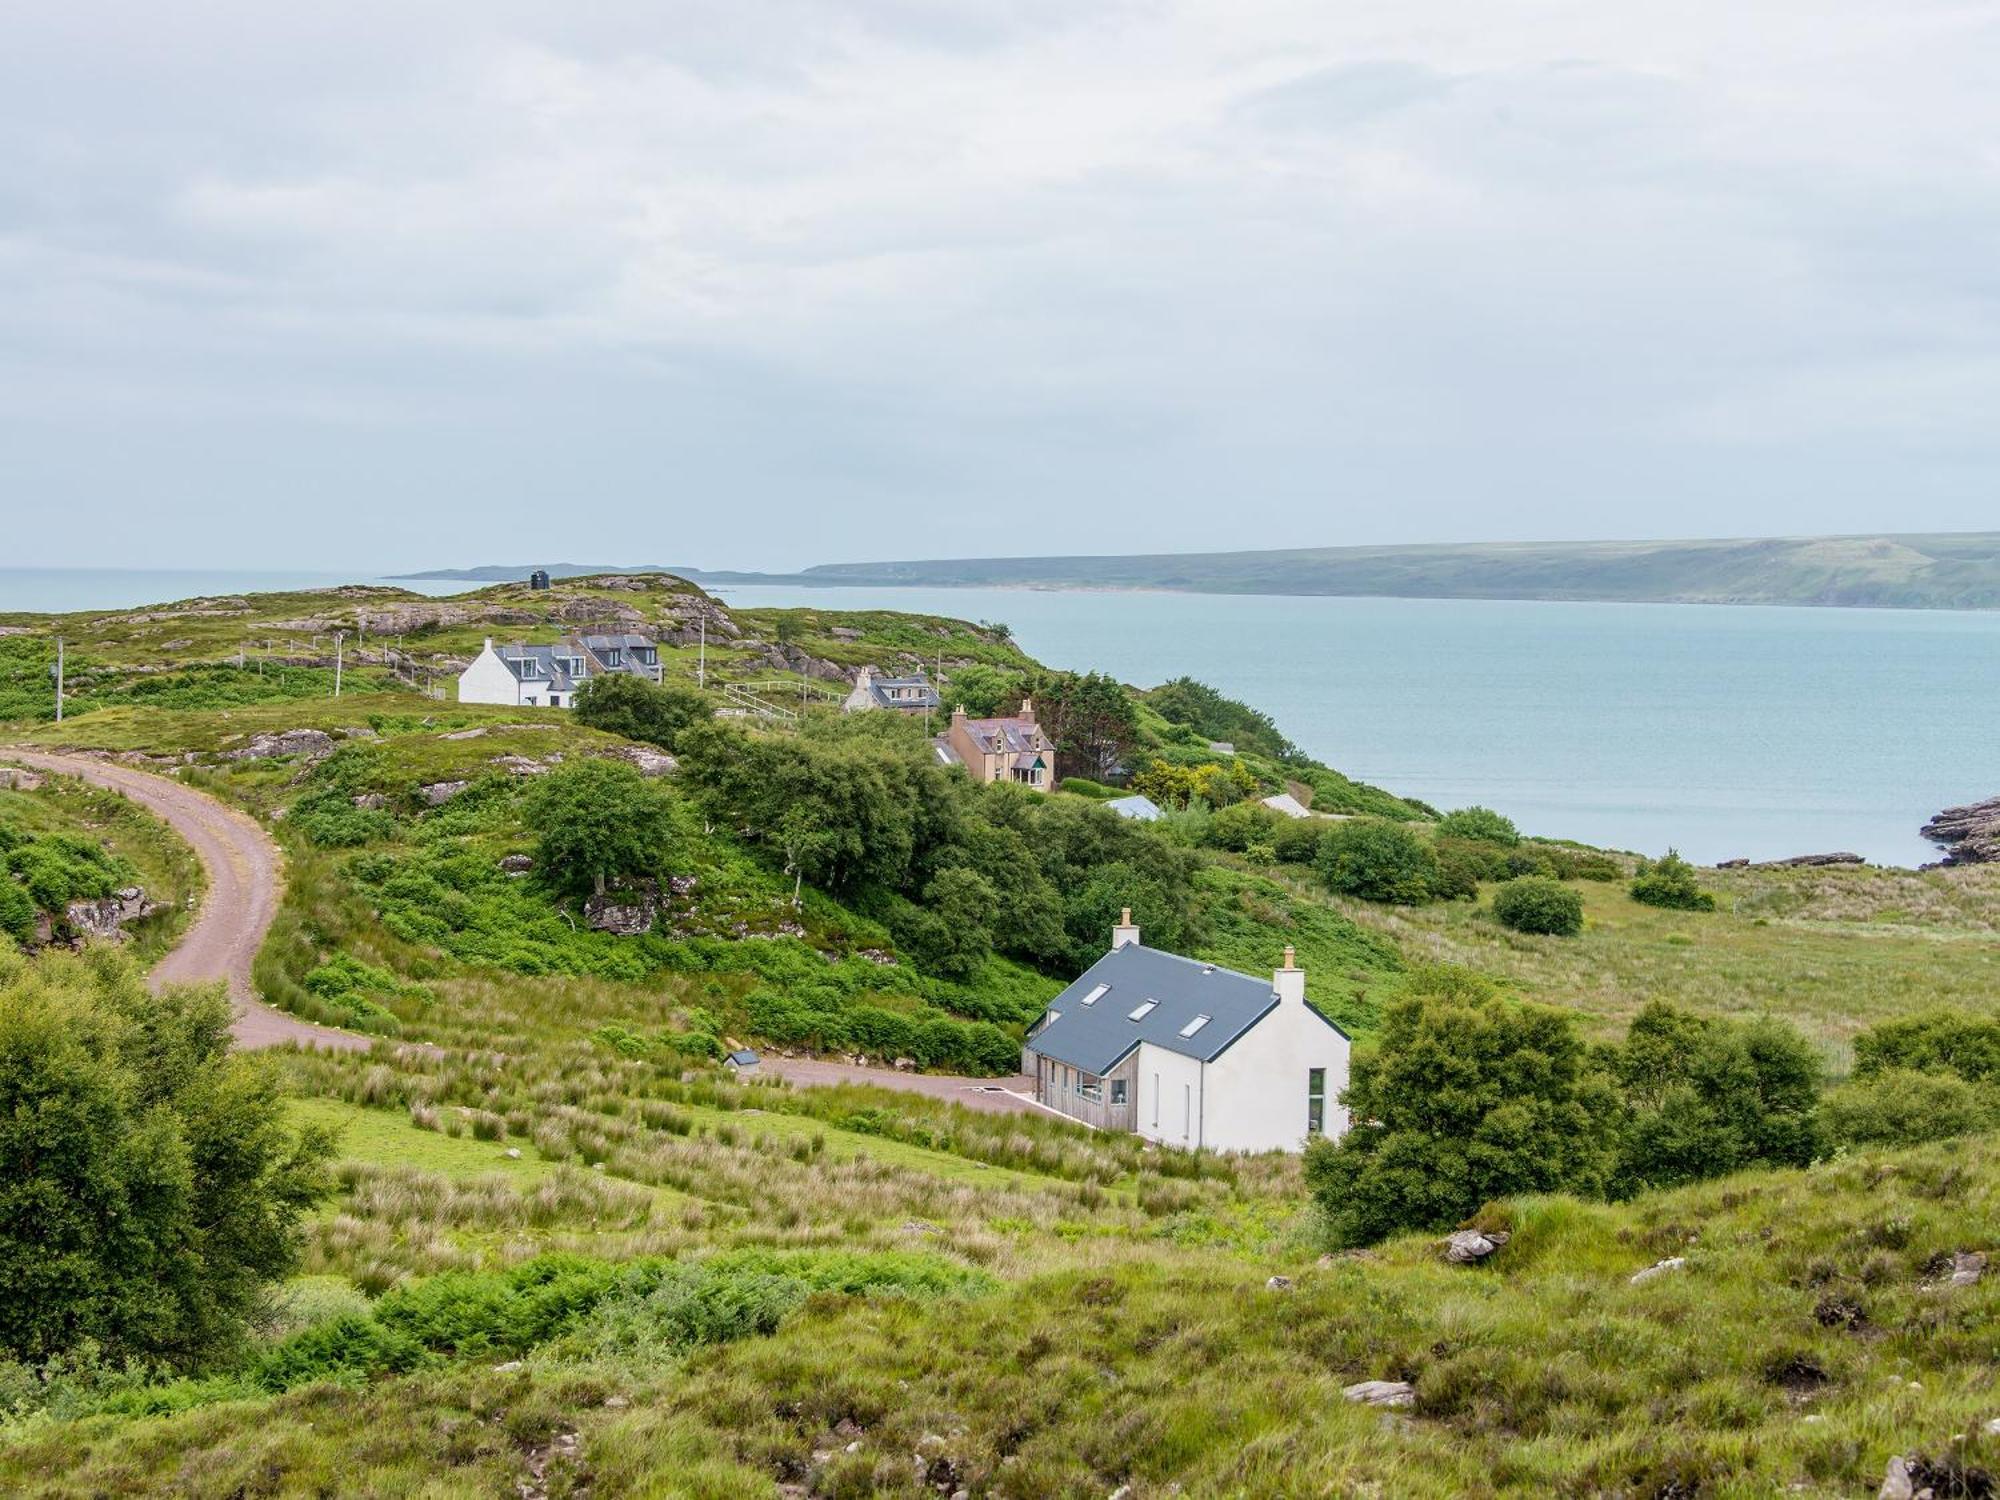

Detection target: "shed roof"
[1105, 794, 1164, 821]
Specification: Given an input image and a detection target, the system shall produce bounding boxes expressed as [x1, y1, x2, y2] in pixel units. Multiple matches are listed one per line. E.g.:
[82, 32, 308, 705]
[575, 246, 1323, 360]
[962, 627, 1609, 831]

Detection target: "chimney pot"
[1112, 905, 1141, 951]
[1282, 945, 1296, 970]
[1274, 949, 1306, 1005]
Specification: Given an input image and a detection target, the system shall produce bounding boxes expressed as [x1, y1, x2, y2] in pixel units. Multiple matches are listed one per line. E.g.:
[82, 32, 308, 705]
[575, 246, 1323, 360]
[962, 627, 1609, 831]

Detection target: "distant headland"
[396, 530, 2000, 611]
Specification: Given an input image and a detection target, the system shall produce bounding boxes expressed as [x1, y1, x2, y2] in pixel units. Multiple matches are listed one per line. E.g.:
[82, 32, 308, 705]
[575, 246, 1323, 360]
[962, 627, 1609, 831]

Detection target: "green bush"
[1437, 806, 1520, 846]
[1821, 1068, 1997, 1149]
[1630, 849, 1716, 911]
[573, 673, 714, 751]
[1852, 1008, 2000, 1084]
[1491, 876, 1584, 936]
[287, 789, 396, 849]
[0, 949, 334, 1369]
[1315, 819, 1441, 905]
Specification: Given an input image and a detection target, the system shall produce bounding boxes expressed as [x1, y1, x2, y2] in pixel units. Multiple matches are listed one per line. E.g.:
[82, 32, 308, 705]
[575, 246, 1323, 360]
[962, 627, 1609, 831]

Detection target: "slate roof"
[496, 644, 585, 691]
[960, 715, 1047, 754]
[1024, 943, 1344, 1076]
[862, 673, 940, 710]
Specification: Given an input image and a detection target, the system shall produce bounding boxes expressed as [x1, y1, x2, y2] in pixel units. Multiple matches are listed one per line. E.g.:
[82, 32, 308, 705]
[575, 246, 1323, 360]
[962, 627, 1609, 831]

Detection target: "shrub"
[0, 950, 334, 1368]
[287, 789, 396, 849]
[1315, 819, 1441, 905]
[1437, 806, 1520, 846]
[1303, 970, 1616, 1245]
[1821, 1068, 1997, 1149]
[574, 673, 713, 751]
[1852, 1008, 2000, 1084]
[1492, 877, 1584, 936]
[1630, 849, 1715, 911]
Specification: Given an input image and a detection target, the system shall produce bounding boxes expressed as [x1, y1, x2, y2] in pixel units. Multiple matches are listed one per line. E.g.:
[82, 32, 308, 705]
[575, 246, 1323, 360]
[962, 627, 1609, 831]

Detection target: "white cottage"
[457, 634, 663, 709]
[1021, 911, 1350, 1153]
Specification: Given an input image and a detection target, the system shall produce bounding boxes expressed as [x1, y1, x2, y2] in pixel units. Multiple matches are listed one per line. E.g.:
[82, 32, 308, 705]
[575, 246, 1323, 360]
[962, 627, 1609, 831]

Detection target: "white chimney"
[483, 636, 495, 651]
[1111, 906, 1141, 950]
[1274, 945, 1305, 1005]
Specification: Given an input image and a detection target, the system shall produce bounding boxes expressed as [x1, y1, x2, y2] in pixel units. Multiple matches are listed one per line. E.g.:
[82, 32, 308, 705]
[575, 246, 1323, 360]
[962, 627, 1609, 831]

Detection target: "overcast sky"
[6, 2, 1999, 572]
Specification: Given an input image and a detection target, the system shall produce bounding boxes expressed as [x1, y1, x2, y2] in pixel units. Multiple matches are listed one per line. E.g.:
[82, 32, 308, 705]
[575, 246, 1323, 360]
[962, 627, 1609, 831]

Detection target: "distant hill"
[402, 532, 2000, 610]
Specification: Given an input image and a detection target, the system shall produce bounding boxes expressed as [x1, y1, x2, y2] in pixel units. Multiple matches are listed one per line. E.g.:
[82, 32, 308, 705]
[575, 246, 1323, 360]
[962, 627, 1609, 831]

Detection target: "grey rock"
[499, 853, 535, 875]
[492, 1360, 525, 1373]
[1949, 1250, 1986, 1287]
[441, 727, 488, 741]
[1879, 1455, 1916, 1500]
[1342, 1380, 1416, 1409]
[65, 886, 155, 940]
[220, 728, 335, 762]
[1630, 1256, 1687, 1285]
[1266, 1275, 1294, 1291]
[350, 793, 387, 810]
[608, 744, 678, 777]
[418, 780, 469, 805]
[1750, 852, 1866, 869]
[585, 883, 660, 935]
[1441, 1229, 1510, 1264]
[0, 767, 43, 791]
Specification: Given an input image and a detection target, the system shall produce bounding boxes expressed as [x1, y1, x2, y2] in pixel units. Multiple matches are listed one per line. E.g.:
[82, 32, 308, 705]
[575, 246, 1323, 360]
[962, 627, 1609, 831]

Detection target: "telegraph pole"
[53, 637, 63, 723]
[333, 631, 345, 697]
[697, 618, 707, 688]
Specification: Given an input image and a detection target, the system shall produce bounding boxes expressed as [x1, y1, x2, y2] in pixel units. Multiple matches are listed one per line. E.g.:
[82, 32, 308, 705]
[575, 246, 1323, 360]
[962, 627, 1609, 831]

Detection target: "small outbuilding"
[725, 1049, 760, 1070]
[529, 569, 551, 590]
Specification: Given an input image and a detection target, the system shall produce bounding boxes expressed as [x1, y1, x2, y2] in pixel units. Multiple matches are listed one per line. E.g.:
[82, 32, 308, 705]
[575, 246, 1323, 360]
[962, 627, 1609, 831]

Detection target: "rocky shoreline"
[1921, 796, 2000, 867]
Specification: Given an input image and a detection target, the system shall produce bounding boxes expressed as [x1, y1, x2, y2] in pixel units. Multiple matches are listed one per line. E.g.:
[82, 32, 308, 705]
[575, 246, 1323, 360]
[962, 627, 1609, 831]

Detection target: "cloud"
[4, 1, 2000, 568]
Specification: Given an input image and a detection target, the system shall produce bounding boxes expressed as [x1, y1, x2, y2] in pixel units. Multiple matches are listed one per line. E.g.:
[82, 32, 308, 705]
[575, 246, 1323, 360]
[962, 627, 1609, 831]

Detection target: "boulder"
[1265, 1275, 1295, 1292]
[1630, 1256, 1687, 1285]
[1750, 852, 1866, 869]
[441, 727, 488, 741]
[493, 755, 559, 776]
[1342, 1380, 1415, 1409]
[64, 887, 155, 940]
[584, 882, 660, 935]
[1921, 795, 2000, 866]
[418, 780, 470, 806]
[1715, 857, 1749, 869]
[351, 793, 387, 810]
[1441, 1229, 1510, 1265]
[1947, 1250, 1986, 1287]
[499, 853, 535, 875]
[0, 767, 44, 791]
[220, 728, 335, 762]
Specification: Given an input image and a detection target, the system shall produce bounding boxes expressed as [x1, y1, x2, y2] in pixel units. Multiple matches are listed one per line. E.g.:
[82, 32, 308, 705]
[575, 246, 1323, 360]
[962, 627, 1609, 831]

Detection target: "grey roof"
[497, 644, 584, 691]
[1105, 794, 1163, 821]
[580, 633, 656, 653]
[726, 1049, 760, 1067]
[1024, 943, 1344, 1076]
[962, 715, 1046, 754]
[864, 673, 940, 709]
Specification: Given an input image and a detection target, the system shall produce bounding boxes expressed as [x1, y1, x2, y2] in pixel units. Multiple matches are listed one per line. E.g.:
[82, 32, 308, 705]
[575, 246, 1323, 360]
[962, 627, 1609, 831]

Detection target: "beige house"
[933, 700, 1054, 789]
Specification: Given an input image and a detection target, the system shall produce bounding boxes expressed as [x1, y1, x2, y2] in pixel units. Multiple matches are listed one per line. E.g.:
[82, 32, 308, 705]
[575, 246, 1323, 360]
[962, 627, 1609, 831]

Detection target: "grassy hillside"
[760, 531, 2000, 610]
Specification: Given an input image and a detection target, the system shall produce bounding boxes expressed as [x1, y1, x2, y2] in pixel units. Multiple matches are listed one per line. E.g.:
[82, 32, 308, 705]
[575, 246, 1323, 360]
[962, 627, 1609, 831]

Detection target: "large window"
[1307, 1068, 1327, 1135]
[1110, 1079, 1127, 1106]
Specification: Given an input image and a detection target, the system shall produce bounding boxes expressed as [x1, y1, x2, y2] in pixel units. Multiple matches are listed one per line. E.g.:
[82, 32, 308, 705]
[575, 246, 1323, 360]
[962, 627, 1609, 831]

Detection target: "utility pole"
[333, 631, 344, 697]
[697, 618, 707, 688]
[53, 637, 63, 723]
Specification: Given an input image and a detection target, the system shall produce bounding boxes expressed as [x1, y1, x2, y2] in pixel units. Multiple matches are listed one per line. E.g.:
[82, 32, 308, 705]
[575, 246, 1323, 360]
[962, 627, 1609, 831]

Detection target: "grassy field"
[10, 583, 2000, 1496]
[1314, 860, 2000, 1060]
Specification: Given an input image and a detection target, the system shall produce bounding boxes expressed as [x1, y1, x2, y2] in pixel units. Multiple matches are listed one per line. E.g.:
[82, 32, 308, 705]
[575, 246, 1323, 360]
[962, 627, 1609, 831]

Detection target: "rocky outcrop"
[220, 728, 335, 762]
[606, 745, 677, 777]
[418, 780, 470, 805]
[499, 853, 535, 876]
[1629, 1256, 1687, 1285]
[583, 885, 661, 935]
[0, 767, 44, 791]
[1750, 852, 1866, 869]
[62, 886, 156, 941]
[1921, 796, 2000, 866]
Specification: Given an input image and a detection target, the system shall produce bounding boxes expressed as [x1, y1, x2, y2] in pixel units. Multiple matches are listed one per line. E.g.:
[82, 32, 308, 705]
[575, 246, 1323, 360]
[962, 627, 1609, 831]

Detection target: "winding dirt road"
[5, 749, 372, 1052]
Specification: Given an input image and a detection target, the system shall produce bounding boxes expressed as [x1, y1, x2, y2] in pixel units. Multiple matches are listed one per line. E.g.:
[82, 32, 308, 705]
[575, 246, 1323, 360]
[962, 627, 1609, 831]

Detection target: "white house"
[457, 634, 663, 709]
[843, 666, 941, 716]
[1021, 910, 1350, 1153]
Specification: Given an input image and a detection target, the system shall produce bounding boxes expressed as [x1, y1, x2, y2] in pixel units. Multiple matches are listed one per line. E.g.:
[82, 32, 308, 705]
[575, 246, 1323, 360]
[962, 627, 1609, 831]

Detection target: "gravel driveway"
[5, 749, 373, 1052]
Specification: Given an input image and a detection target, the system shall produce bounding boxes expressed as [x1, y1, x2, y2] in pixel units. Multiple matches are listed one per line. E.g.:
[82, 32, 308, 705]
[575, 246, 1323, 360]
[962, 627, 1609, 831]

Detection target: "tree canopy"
[1303, 970, 1616, 1246]
[572, 673, 713, 751]
[523, 758, 683, 896]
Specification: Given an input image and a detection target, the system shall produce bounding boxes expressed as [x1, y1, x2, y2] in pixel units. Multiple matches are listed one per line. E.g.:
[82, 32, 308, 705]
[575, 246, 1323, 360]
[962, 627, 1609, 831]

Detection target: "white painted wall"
[1199, 993, 1351, 1153]
[458, 641, 551, 707]
[1134, 1042, 1206, 1150]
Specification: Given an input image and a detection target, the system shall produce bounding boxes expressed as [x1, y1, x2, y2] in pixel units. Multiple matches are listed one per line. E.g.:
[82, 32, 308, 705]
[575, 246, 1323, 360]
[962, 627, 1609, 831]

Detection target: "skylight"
[1080, 983, 1110, 1007]
[1179, 1015, 1211, 1038]
[1128, 1000, 1157, 1021]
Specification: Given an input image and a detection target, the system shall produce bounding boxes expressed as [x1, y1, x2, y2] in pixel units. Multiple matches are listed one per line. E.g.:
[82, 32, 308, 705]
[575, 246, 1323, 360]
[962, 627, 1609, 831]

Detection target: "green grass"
[1315, 862, 2000, 1059]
